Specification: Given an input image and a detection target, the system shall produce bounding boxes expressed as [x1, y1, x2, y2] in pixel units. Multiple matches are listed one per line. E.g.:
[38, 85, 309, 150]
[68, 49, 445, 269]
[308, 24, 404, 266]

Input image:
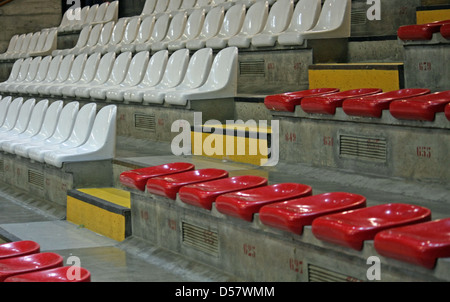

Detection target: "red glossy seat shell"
[311, 203, 432, 251]
[0, 252, 64, 281]
[398, 20, 450, 40]
[374, 218, 450, 269]
[264, 88, 339, 112]
[4, 266, 91, 282]
[258, 192, 367, 235]
[119, 162, 195, 191]
[215, 183, 313, 222]
[178, 175, 268, 210]
[0, 241, 40, 260]
[301, 88, 382, 115]
[389, 90, 450, 121]
[342, 88, 431, 118]
[146, 168, 229, 199]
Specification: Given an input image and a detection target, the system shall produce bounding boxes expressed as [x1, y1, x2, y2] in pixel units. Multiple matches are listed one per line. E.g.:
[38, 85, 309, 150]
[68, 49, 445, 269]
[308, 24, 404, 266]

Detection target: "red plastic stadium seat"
[215, 183, 313, 222]
[0, 241, 40, 260]
[119, 162, 195, 191]
[397, 20, 450, 40]
[258, 192, 367, 235]
[389, 90, 450, 121]
[342, 88, 431, 118]
[300, 88, 382, 115]
[441, 23, 450, 39]
[264, 88, 339, 112]
[0, 252, 64, 281]
[178, 175, 268, 210]
[146, 168, 229, 200]
[374, 218, 450, 269]
[4, 266, 91, 282]
[311, 203, 432, 250]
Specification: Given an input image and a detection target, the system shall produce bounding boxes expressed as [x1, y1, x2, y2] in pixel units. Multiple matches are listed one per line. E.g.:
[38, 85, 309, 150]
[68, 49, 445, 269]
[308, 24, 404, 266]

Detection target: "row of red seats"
[0, 240, 91, 282]
[120, 162, 450, 270]
[398, 19, 450, 41]
[264, 87, 450, 121]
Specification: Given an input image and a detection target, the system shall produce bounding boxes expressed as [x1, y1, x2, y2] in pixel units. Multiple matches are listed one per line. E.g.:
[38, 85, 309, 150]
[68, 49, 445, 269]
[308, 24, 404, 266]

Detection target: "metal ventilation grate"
[239, 59, 265, 76]
[28, 169, 44, 189]
[351, 9, 368, 25]
[134, 113, 156, 131]
[308, 264, 362, 282]
[339, 135, 387, 162]
[182, 221, 219, 257]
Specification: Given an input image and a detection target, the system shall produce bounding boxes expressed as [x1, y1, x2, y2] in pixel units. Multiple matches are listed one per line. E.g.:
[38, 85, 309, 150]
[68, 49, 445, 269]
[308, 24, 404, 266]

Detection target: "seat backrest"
[135, 15, 156, 44]
[32, 55, 52, 83]
[109, 18, 128, 45]
[312, 0, 350, 31]
[141, 0, 157, 15]
[84, 105, 117, 153]
[1, 97, 24, 131]
[103, 1, 119, 22]
[15, 57, 33, 83]
[96, 21, 115, 46]
[23, 56, 42, 83]
[11, 98, 36, 134]
[34, 100, 64, 140]
[22, 99, 49, 137]
[33, 31, 48, 52]
[54, 54, 75, 83]
[156, 48, 189, 88]
[67, 53, 88, 83]
[261, 0, 293, 34]
[178, 47, 213, 89]
[287, 0, 321, 32]
[5, 59, 23, 82]
[0, 96, 12, 126]
[84, 4, 99, 25]
[46, 101, 79, 143]
[217, 3, 246, 37]
[85, 23, 103, 47]
[140, 50, 168, 87]
[149, 13, 171, 43]
[105, 51, 132, 86]
[163, 11, 188, 42]
[198, 6, 225, 39]
[202, 46, 238, 90]
[79, 52, 102, 84]
[93, 2, 108, 23]
[121, 17, 141, 44]
[239, 0, 269, 35]
[153, 0, 169, 14]
[123, 51, 150, 86]
[180, 9, 205, 41]
[90, 51, 116, 85]
[63, 102, 97, 147]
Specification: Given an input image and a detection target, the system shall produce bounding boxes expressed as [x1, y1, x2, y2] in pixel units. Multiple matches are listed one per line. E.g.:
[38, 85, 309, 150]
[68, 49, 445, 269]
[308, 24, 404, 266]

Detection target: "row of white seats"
[0, 96, 116, 168]
[52, 0, 350, 57]
[0, 46, 238, 106]
[0, 29, 57, 61]
[57, 1, 119, 33]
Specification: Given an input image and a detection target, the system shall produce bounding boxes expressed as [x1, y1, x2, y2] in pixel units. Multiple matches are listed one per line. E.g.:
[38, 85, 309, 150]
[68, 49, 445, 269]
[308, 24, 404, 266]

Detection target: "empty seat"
[185, 5, 225, 50]
[120, 16, 156, 53]
[374, 218, 450, 269]
[167, 8, 206, 51]
[4, 265, 91, 282]
[14, 101, 79, 158]
[37, 54, 75, 96]
[143, 47, 213, 104]
[277, 0, 322, 46]
[141, 48, 190, 105]
[311, 203, 431, 250]
[389, 90, 450, 121]
[215, 183, 313, 222]
[48, 53, 88, 96]
[0, 252, 64, 282]
[397, 20, 450, 41]
[342, 88, 431, 118]
[146, 168, 229, 199]
[123, 50, 169, 103]
[259, 192, 366, 235]
[178, 175, 268, 210]
[28, 103, 97, 163]
[264, 88, 339, 112]
[227, 0, 269, 48]
[136, 14, 171, 52]
[2, 100, 64, 154]
[251, 0, 294, 47]
[0, 241, 40, 260]
[120, 162, 195, 191]
[151, 11, 188, 51]
[300, 88, 382, 115]
[165, 46, 238, 106]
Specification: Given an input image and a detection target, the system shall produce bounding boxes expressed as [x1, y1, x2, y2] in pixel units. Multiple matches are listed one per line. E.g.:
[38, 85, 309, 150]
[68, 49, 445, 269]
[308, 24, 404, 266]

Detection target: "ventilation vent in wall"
[339, 135, 387, 162]
[239, 60, 265, 77]
[28, 169, 44, 189]
[134, 113, 156, 131]
[182, 221, 219, 257]
[308, 264, 362, 282]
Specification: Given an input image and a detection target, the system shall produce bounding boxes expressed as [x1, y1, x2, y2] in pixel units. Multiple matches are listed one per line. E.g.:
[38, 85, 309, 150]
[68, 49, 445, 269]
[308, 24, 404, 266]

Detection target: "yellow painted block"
[308, 63, 404, 92]
[417, 9, 450, 24]
[66, 188, 131, 242]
